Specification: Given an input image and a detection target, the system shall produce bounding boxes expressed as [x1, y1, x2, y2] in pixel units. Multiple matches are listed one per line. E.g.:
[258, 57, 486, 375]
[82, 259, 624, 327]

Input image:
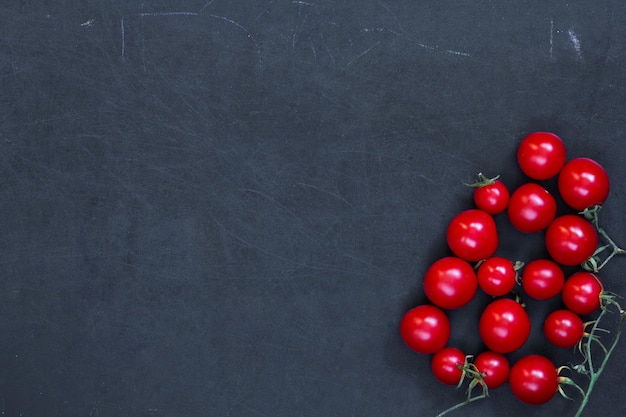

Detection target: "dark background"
[1, 1, 625, 416]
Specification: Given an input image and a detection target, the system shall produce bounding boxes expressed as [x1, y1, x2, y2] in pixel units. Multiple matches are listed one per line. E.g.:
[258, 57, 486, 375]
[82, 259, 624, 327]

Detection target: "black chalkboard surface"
[2, 1, 626, 416]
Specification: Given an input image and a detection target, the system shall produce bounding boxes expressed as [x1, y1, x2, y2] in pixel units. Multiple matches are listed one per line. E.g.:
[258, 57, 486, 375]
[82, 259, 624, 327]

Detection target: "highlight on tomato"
[446, 209, 498, 262]
[473, 351, 510, 389]
[558, 157, 610, 211]
[517, 132, 567, 180]
[507, 183, 557, 233]
[423, 257, 477, 310]
[561, 272, 603, 315]
[468, 173, 510, 215]
[476, 256, 517, 297]
[431, 347, 466, 386]
[479, 298, 531, 354]
[545, 215, 598, 266]
[400, 305, 450, 354]
[509, 355, 559, 405]
[521, 259, 565, 300]
[543, 309, 585, 348]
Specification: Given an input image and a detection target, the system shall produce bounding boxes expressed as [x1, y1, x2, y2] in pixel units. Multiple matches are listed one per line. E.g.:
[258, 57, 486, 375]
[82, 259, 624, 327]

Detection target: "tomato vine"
[399, 131, 625, 417]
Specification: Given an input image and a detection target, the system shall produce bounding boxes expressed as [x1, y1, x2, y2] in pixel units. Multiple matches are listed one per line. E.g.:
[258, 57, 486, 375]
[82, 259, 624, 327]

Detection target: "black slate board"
[1, 1, 626, 416]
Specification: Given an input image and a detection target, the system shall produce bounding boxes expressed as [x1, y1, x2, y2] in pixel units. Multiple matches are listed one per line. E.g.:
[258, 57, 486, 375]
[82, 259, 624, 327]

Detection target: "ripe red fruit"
[545, 215, 598, 266]
[400, 305, 451, 354]
[517, 132, 566, 180]
[558, 157, 610, 211]
[507, 183, 557, 233]
[446, 209, 498, 262]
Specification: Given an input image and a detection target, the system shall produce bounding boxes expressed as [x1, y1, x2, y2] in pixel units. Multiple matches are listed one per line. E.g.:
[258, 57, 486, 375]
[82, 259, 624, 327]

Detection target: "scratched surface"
[1, 1, 626, 416]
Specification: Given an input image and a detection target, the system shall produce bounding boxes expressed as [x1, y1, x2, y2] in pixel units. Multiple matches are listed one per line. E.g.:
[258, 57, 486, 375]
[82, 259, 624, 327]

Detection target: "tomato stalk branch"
[434, 358, 489, 417]
[581, 205, 626, 272]
[434, 393, 487, 417]
[572, 295, 625, 417]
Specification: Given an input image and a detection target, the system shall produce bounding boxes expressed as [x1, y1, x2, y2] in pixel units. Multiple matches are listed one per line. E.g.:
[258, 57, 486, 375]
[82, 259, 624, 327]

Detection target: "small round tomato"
[473, 179, 510, 215]
[476, 257, 517, 297]
[544, 309, 585, 348]
[545, 215, 598, 266]
[507, 183, 557, 233]
[446, 209, 498, 262]
[562, 272, 603, 315]
[423, 257, 477, 310]
[431, 347, 466, 385]
[517, 132, 566, 180]
[473, 351, 510, 389]
[400, 305, 450, 354]
[509, 355, 558, 405]
[479, 298, 531, 353]
[521, 259, 564, 300]
[558, 157, 610, 210]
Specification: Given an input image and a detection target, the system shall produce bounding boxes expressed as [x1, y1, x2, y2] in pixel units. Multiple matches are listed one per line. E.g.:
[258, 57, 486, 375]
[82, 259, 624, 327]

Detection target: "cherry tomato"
[558, 157, 610, 210]
[400, 305, 450, 354]
[507, 183, 557, 233]
[521, 259, 564, 300]
[479, 298, 531, 353]
[517, 132, 566, 180]
[543, 309, 585, 348]
[562, 272, 603, 315]
[423, 257, 477, 310]
[476, 257, 517, 297]
[545, 215, 598, 266]
[473, 179, 510, 215]
[509, 355, 558, 405]
[431, 347, 466, 385]
[473, 351, 510, 389]
[446, 209, 498, 262]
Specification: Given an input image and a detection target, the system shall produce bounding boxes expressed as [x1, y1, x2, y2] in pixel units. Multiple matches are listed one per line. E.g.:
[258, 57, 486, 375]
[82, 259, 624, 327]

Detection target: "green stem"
[435, 394, 487, 417]
[574, 308, 625, 417]
[581, 205, 626, 272]
[595, 227, 626, 271]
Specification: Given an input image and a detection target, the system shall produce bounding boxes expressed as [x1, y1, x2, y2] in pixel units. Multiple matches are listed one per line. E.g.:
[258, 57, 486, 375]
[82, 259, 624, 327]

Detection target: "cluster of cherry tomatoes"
[400, 132, 612, 406]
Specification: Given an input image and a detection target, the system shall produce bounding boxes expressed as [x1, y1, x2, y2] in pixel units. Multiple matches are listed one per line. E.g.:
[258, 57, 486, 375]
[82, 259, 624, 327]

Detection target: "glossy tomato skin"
[558, 157, 610, 210]
[473, 180, 510, 215]
[509, 355, 558, 405]
[431, 347, 466, 385]
[507, 183, 557, 233]
[545, 215, 598, 266]
[562, 272, 603, 315]
[544, 309, 585, 348]
[446, 209, 498, 262]
[521, 259, 564, 300]
[479, 298, 531, 353]
[473, 351, 510, 389]
[476, 257, 517, 297]
[423, 257, 477, 310]
[400, 305, 450, 354]
[517, 132, 567, 180]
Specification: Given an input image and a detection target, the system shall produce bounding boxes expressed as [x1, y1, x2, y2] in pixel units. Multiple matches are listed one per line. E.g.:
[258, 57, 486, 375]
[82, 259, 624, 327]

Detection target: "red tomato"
[473, 351, 510, 389]
[446, 209, 498, 262]
[562, 272, 603, 315]
[431, 347, 466, 385]
[517, 132, 566, 180]
[400, 305, 450, 354]
[509, 355, 558, 405]
[558, 157, 610, 210]
[545, 215, 598, 266]
[521, 259, 564, 300]
[479, 298, 531, 353]
[476, 257, 517, 297]
[543, 309, 584, 348]
[507, 183, 557, 233]
[423, 257, 477, 310]
[473, 179, 510, 215]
